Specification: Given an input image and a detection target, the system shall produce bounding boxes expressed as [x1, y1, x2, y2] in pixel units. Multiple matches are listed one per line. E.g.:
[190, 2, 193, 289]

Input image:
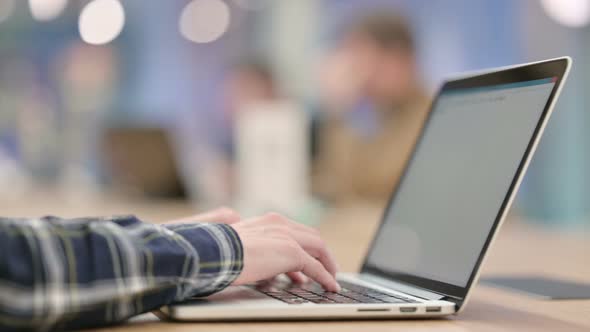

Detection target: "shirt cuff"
[164, 222, 244, 298]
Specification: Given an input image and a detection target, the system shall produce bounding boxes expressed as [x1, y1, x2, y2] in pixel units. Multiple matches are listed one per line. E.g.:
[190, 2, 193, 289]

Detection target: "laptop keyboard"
[255, 280, 419, 305]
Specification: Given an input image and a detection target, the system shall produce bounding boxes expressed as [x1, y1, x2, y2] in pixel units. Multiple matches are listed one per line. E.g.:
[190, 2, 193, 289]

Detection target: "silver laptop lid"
[361, 57, 571, 309]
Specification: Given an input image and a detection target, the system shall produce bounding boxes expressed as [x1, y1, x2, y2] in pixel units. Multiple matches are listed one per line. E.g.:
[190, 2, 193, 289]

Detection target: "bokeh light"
[179, 0, 231, 44]
[541, 0, 590, 28]
[78, 0, 125, 45]
[29, 0, 68, 21]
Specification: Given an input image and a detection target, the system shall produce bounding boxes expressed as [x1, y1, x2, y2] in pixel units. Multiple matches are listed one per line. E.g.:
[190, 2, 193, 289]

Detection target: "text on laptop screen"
[366, 78, 556, 287]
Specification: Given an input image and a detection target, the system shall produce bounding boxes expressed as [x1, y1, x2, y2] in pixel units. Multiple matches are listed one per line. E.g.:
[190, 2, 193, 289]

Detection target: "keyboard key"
[280, 298, 309, 304]
[338, 281, 418, 303]
[254, 280, 419, 305]
[322, 293, 360, 303]
[313, 298, 337, 304]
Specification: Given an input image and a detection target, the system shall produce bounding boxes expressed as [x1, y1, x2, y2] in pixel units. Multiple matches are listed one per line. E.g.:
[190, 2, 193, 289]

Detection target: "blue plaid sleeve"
[0, 215, 243, 331]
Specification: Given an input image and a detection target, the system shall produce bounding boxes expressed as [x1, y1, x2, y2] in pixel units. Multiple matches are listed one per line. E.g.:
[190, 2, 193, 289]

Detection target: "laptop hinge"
[359, 273, 447, 301]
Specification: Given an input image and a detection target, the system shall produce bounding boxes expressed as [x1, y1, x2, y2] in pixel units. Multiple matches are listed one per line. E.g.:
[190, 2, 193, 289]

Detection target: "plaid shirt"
[0, 215, 244, 331]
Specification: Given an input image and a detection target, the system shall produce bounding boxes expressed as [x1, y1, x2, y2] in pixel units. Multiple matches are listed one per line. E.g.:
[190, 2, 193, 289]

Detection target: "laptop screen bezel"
[361, 58, 570, 305]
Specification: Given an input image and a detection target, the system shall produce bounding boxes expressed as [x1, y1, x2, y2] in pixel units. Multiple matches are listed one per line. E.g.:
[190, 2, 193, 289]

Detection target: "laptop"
[160, 57, 571, 320]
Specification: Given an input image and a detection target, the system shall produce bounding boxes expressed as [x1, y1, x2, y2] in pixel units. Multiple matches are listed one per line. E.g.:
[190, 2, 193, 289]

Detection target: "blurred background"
[0, 0, 588, 228]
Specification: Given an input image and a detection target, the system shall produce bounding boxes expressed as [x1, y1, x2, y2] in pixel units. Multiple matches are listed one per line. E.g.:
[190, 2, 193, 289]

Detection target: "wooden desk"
[2, 195, 588, 331]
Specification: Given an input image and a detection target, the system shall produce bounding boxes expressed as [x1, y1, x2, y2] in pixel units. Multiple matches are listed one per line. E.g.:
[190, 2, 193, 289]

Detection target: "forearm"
[0, 215, 243, 331]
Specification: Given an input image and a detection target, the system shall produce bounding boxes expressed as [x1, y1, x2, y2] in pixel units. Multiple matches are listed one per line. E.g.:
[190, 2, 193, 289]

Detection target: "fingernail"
[334, 282, 341, 292]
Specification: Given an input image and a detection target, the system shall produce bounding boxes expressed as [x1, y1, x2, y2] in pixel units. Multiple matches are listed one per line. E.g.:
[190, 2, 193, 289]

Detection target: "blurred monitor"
[102, 127, 186, 198]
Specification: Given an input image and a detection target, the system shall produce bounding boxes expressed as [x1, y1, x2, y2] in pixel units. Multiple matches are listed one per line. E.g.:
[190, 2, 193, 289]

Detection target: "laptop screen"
[365, 77, 557, 288]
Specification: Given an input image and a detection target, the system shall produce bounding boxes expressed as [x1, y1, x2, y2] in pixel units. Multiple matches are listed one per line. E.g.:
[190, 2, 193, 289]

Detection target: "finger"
[262, 275, 280, 283]
[166, 207, 241, 225]
[254, 214, 339, 277]
[299, 250, 340, 292]
[270, 216, 340, 273]
[286, 272, 309, 284]
[287, 228, 339, 277]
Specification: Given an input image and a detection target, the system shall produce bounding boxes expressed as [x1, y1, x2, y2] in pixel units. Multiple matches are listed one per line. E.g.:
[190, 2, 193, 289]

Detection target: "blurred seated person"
[314, 13, 430, 205]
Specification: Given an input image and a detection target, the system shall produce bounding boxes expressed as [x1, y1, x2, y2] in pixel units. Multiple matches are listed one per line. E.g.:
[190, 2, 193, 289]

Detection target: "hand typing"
[169, 208, 340, 292]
